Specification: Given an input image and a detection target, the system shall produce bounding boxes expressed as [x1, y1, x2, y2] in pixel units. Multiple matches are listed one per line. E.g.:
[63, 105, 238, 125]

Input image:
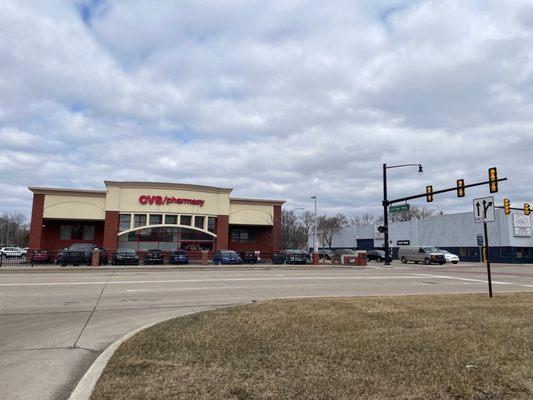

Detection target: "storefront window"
[149, 214, 162, 225]
[119, 214, 131, 231]
[59, 224, 94, 240]
[181, 215, 192, 226]
[165, 215, 178, 225]
[230, 228, 256, 243]
[134, 214, 147, 228]
[208, 217, 216, 233]
[117, 227, 214, 251]
[195, 216, 205, 230]
[83, 226, 94, 240]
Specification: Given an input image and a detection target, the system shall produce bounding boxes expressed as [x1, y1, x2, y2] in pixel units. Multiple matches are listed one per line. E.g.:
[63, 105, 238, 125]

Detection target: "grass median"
[92, 293, 533, 400]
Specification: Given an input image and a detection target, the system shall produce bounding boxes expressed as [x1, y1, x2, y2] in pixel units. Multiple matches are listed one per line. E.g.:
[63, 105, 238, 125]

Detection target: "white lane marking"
[0, 275, 422, 287]
[414, 273, 533, 288]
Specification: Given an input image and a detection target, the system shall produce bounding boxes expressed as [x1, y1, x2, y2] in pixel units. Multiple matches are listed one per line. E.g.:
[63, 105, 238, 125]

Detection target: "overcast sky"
[1, 0, 533, 218]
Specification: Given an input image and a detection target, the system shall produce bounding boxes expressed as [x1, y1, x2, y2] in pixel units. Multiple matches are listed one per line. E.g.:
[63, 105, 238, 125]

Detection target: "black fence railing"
[0, 250, 276, 267]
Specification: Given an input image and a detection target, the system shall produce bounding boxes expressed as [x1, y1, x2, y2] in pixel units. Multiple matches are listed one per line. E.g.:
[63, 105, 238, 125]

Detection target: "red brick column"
[216, 215, 229, 250]
[28, 194, 45, 250]
[273, 205, 282, 250]
[103, 211, 119, 250]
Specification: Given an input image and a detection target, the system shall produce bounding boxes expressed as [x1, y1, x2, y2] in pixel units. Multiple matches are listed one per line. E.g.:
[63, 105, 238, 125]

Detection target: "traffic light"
[488, 167, 498, 193]
[377, 225, 388, 233]
[503, 198, 511, 215]
[457, 179, 465, 198]
[524, 203, 530, 216]
[426, 185, 433, 202]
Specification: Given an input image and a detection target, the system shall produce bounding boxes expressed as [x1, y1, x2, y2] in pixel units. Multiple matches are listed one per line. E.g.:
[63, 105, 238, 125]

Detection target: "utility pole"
[311, 195, 318, 264]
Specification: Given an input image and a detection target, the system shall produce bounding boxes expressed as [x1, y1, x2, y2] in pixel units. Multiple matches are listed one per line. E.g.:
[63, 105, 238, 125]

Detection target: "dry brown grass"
[92, 293, 533, 400]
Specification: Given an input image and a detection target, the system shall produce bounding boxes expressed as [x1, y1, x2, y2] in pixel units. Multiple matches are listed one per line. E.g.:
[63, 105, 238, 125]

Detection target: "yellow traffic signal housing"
[457, 179, 465, 198]
[488, 167, 498, 193]
[503, 198, 511, 215]
[426, 185, 433, 202]
[525, 203, 530, 216]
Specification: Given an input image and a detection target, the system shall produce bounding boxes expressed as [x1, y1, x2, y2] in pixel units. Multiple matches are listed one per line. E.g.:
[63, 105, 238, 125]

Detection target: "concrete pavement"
[1, 262, 532, 400]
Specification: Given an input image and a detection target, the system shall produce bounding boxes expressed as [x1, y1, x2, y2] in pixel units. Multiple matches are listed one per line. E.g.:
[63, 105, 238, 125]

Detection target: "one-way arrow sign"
[473, 196, 495, 223]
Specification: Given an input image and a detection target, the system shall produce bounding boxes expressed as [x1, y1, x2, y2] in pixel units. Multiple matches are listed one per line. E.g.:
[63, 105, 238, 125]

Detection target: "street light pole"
[311, 195, 318, 264]
[383, 163, 389, 264]
[382, 163, 423, 266]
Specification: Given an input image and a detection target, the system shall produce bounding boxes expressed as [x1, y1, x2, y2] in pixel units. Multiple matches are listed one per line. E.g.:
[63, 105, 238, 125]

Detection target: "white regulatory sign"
[473, 196, 495, 223]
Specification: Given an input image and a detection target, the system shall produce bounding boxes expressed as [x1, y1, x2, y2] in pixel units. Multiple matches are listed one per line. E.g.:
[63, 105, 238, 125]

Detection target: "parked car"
[318, 249, 333, 260]
[213, 250, 242, 265]
[169, 250, 189, 265]
[144, 249, 164, 265]
[437, 249, 460, 264]
[20, 247, 28, 256]
[239, 251, 258, 264]
[57, 244, 107, 266]
[112, 248, 140, 265]
[0, 247, 22, 257]
[331, 249, 356, 264]
[32, 250, 50, 263]
[272, 250, 307, 265]
[367, 249, 386, 262]
[398, 246, 446, 265]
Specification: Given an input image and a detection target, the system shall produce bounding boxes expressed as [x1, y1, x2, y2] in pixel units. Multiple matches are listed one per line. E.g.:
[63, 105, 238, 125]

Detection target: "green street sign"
[389, 204, 410, 214]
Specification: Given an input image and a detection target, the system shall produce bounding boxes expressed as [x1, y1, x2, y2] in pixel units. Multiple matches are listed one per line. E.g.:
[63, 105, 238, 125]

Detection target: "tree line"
[281, 206, 435, 249]
[0, 213, 29, 247]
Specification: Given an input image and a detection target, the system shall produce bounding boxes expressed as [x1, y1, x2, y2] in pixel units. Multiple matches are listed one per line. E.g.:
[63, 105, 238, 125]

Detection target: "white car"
[0, 247, 23, 257]
[439, 249, 459, 264]
[20, 247, 28, 255]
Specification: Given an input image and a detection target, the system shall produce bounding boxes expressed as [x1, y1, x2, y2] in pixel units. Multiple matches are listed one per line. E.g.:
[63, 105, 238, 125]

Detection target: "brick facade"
[28, 194, 44, 250]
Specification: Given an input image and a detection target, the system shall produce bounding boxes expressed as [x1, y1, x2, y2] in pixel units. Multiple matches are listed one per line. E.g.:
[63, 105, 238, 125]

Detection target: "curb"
[0, 265, 376, 273]
[67, 305, 243, 400]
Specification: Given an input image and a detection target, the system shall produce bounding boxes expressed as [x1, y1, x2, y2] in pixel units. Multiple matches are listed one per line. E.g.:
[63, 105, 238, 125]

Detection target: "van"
[398, 246, 446, 265]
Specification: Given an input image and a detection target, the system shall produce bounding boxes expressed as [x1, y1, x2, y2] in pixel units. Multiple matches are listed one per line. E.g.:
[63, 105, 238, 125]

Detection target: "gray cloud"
[1, 0, 532, 218]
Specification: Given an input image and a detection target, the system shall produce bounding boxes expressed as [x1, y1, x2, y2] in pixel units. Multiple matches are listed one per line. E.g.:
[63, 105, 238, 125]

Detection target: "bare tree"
[0, 212, 29, 247]
[389, 205, 435, 222]
[281, 210, 307, 249]
[299, 211, 314, 250]
[317, 213, 348, 248]
[350, 213, 375, 225]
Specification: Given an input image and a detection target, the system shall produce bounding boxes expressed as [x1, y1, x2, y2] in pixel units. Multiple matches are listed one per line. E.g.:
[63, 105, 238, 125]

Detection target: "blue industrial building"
[318, 209, 533, 263]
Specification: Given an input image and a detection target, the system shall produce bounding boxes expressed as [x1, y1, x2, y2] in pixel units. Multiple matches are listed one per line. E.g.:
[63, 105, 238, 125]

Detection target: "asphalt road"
[1, 262, 532, 400]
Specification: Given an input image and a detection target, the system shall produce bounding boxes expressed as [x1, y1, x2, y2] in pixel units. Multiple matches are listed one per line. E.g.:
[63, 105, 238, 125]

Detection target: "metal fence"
[0, 250, 275, 267]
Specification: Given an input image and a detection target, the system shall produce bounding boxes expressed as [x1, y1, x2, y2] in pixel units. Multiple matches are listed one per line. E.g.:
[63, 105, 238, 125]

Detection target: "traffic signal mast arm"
[494, 206, 524, 211]
[383, 178, 508, 206]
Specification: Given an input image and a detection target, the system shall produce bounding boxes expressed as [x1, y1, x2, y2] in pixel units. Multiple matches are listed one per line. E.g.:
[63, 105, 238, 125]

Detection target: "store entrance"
[118, 227, 215, 251]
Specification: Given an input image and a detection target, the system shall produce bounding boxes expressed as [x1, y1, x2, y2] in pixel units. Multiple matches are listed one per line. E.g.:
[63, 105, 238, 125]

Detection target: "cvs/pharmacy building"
[28, 181, 283, 253]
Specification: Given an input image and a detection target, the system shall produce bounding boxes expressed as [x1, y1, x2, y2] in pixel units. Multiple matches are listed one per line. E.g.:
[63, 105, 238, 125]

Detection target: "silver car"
[398, 246, 446, 265]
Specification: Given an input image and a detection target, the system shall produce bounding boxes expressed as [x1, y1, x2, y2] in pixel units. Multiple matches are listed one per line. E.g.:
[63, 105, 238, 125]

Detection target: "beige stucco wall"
[229, 203, 274, 225]
[43, 195, 106, 220]
[105, 186, 231, 216]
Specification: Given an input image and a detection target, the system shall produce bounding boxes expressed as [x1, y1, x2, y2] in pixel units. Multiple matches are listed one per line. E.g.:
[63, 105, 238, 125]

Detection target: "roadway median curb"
[0, 264, 375, 273]
[68, 305, 244, 400]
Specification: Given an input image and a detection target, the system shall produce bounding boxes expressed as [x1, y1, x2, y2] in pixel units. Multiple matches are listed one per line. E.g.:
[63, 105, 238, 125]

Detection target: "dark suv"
[144, 249, 164, 265]
[239, 251, 258, 264]
[367, 250, 386, 263]
[112, 248, 140, 265]
[58, 244, 107, 266]
[272, 250, 307, 265]
[169, 250, 189, 265]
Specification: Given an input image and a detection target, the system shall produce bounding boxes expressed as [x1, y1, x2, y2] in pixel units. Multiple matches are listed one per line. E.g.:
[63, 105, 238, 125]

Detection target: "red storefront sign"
[138, 195, 205, 207]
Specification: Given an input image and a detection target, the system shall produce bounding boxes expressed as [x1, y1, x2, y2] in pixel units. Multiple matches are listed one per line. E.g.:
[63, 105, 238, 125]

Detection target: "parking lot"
[0, 262, 532, 400]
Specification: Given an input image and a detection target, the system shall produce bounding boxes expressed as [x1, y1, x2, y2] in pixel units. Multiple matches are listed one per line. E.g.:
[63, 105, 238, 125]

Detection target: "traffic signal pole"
[383, 164, 390, 265]
[484, 222, 493, 298]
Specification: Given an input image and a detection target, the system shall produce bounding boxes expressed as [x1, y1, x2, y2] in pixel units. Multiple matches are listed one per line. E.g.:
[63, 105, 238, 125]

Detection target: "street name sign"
[473, 196, 495, 223]
[389, 204, 409, 214]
